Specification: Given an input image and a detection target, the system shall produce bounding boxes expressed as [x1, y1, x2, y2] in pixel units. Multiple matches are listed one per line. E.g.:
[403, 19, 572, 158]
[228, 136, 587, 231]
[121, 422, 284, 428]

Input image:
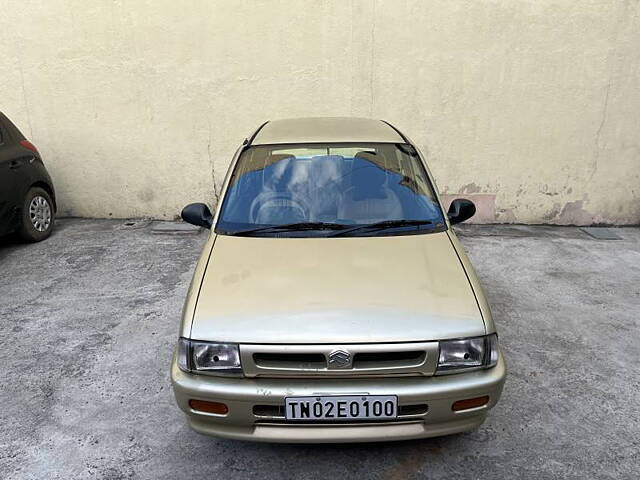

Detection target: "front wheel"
[18, 187, 55, 242]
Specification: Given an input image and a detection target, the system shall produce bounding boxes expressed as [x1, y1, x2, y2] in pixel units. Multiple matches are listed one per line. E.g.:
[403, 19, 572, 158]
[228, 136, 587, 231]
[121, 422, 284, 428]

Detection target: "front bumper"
[171, 353, 506, 443]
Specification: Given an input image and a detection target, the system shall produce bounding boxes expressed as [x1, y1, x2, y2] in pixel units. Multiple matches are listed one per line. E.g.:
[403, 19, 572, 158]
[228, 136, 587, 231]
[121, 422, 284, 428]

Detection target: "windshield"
[215, 143, 446, 237]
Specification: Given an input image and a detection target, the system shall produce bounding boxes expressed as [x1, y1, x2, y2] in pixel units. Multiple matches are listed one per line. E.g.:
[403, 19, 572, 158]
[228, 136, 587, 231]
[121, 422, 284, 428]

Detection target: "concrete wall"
[1, 0, 639, 224]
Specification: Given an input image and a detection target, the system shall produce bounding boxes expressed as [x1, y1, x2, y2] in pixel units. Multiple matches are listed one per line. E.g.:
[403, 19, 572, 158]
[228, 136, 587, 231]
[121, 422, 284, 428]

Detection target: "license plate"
[285, 395, 397, 421]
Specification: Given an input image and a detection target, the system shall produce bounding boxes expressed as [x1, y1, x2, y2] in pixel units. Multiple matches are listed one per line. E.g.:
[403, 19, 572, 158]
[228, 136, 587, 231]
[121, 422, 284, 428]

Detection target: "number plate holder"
[284, 395, 398, 421]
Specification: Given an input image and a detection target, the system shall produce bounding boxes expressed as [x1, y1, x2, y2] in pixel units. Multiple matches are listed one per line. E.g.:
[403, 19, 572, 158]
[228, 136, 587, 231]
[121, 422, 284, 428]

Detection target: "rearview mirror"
[181, 203, 213, 229]
[447, 198, 476, 225]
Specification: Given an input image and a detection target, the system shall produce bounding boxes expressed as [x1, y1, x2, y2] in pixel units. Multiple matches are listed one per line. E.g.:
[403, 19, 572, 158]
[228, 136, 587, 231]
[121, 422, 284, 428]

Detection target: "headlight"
[177, 338, 242, 376]
[436, 334, 499, 374]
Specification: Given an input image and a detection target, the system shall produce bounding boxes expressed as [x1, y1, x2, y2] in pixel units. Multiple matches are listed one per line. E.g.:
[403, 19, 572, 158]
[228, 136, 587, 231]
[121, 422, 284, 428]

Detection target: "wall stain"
[555, 200, 594, 225]
[543, 202, 562, 221]
[496, 208, 517, 223]
[459, 183, 482, 194]
[137, 188, 155, 203]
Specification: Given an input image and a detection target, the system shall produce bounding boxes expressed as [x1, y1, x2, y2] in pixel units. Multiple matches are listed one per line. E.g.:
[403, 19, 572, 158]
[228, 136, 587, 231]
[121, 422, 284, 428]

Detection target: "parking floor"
[1, 219, 638, 479]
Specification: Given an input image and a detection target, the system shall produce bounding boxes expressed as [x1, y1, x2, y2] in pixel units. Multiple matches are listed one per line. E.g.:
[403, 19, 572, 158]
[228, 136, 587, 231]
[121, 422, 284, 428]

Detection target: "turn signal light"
[189, 399, 229, 415]
[452, 395, 489, 411]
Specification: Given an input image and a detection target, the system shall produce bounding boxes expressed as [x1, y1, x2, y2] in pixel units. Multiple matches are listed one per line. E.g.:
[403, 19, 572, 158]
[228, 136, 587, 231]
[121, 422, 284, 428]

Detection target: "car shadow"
[0, 233, 22, 248]
[0, 223, 60, 259]
[206, 429, 468, 457]
[191, 430, 476, 478]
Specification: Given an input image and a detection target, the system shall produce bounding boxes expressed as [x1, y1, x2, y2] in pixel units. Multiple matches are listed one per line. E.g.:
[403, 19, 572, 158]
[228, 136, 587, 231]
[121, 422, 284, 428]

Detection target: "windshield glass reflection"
[216, 143, 445, 236]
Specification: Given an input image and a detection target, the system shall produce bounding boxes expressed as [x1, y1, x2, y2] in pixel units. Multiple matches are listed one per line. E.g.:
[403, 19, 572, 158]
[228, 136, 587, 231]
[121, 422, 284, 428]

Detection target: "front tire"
[18, 187, 55, 242]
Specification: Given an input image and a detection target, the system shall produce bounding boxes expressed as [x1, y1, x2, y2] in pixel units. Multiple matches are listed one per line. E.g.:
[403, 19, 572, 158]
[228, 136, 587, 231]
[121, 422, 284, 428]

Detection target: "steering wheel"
[249, 192, 308, 224]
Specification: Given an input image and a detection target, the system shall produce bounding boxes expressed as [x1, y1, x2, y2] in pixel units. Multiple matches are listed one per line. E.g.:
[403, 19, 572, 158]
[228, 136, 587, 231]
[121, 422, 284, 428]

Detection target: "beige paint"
[172, 215, 506, 441]
[1, 0, 638, 224]
[189, 232, 486, 344]
[171, 354, 506, 442]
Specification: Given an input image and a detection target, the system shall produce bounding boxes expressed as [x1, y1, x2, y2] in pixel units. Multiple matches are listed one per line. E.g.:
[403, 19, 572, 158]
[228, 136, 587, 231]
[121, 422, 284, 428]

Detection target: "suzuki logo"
[328, 349, 352, 369]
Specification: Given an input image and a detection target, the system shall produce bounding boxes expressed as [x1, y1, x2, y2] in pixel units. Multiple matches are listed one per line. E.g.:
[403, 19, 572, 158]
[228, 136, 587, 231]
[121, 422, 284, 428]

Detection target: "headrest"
[354, 150, 378, 161]
[264, 153, 295, 168]
[349, 158, 389, 200]
[309, 155, 344, 185]
[263, 154, 295, 190]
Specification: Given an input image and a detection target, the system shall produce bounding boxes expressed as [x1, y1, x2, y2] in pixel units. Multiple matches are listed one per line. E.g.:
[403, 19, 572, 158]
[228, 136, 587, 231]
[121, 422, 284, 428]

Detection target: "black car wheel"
[18, 187, 55, 242]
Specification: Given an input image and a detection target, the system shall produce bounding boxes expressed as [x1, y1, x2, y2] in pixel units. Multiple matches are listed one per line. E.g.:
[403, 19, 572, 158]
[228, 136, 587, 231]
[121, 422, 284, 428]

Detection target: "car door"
[0, 121, 20, 234]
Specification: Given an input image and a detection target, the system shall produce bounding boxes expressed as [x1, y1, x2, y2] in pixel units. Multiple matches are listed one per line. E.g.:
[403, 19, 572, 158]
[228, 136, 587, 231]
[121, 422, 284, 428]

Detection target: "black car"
[0, 111, 56, 242]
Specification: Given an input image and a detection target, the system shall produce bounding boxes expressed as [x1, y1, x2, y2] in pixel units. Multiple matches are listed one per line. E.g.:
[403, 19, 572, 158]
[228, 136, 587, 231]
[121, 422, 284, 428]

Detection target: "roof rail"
[380, 120, 409, 143]
[244, 121, 269, 147]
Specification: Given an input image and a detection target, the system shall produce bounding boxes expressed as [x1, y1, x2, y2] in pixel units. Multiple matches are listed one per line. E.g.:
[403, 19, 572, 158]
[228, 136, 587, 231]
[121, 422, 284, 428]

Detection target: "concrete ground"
[0, 219, 638, 480]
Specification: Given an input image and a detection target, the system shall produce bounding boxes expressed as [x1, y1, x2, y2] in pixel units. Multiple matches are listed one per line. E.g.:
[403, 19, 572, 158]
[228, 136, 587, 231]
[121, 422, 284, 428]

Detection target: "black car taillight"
[20, 139, 39, 154]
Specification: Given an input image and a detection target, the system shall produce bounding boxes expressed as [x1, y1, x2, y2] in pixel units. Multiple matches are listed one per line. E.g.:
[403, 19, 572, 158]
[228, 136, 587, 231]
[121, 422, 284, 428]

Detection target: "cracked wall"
[0, 0, 638, 224]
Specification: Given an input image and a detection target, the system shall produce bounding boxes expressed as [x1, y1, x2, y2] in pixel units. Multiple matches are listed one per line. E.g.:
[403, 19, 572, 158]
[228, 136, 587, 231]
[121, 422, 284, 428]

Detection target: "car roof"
[250, 117, 405, 145]
[0, 111, 25, 141]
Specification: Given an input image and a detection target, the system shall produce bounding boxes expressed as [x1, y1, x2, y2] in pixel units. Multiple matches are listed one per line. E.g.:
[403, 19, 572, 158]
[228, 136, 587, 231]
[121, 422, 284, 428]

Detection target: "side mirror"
[447, 198, 476, 225]
[181, 203, 213, 229]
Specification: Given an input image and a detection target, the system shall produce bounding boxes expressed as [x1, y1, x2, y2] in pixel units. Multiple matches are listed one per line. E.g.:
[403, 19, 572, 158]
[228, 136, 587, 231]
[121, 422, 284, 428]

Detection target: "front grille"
[253, 353, 326, 369]
[253, 404, 286, 417]
[240, 342, 439, 377]
[253, 403, 428, 421]
[353, 350, 426, 368]
[399, 403, 428, 416]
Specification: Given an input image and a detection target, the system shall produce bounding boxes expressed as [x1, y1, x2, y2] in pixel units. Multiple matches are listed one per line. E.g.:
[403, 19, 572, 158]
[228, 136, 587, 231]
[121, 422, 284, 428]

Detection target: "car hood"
[190, 231, 485, 344]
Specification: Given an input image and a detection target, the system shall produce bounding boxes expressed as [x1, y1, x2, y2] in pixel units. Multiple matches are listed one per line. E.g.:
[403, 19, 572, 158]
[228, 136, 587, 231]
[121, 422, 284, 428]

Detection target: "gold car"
[172, 117, 506, 443]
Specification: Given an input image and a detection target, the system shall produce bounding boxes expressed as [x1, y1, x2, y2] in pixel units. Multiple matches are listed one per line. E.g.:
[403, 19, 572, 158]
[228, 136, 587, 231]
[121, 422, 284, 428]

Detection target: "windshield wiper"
[230, 222, 348, 236]
[331, 219, 434, 237]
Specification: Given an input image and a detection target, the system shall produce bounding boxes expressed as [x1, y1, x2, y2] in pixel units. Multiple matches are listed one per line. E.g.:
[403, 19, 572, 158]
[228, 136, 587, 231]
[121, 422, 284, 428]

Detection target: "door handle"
[9, 160, 20, 169]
